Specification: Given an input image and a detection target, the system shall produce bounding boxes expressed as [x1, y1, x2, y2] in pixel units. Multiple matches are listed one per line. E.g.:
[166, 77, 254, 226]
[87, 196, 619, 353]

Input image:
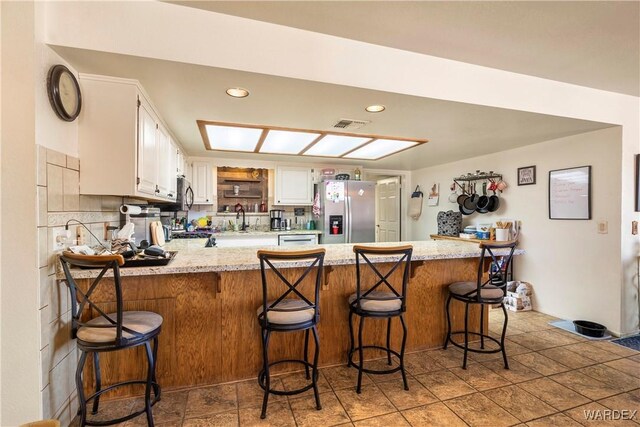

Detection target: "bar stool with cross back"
[256, 248, 326, 419]
[347, 245, 413, 394]
[59, 252, 162, 427]
[443, 241, 518, 369]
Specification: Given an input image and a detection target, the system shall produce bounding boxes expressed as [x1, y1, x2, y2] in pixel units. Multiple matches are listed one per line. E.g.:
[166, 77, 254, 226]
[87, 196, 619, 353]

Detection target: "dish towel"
[312, 192, 321, 217]
[409, 186, 424, 220]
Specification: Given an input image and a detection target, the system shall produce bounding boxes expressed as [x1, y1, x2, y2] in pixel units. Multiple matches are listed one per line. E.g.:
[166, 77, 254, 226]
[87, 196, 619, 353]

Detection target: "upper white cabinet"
[274, 166, 314, 205]
[78, 74, 181, 202]
[192, 161, 213, 204]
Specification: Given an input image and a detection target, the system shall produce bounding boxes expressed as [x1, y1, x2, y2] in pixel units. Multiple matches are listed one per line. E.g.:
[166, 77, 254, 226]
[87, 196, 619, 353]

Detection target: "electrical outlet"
[632, 221, 638, 235]
[597, 220, 608, 234]
[52, 229, 70, 251]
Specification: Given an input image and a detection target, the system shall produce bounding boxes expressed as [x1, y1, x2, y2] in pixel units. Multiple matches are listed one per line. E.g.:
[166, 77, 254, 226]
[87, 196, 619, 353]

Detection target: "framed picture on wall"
[517, 166, 536, 185]
[549, 166, 591, 220]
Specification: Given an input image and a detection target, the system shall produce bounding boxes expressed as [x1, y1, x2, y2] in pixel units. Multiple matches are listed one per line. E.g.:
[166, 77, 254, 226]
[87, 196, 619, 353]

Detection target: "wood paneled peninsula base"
[64, 240, 523, 398]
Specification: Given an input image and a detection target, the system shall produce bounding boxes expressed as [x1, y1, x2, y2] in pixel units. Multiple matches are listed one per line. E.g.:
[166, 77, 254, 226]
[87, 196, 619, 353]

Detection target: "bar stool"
[59, 252, 162, 427]
[256, 248, 325, 419]
[347, 245, 413, 394]
[443, 241, 517, 369]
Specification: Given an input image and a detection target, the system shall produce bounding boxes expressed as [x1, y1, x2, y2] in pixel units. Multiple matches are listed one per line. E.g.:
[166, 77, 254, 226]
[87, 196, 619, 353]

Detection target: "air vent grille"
[332, 118, 370, 130]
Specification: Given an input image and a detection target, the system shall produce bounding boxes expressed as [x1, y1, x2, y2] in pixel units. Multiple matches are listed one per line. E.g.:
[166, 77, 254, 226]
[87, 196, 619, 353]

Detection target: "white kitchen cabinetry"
[192, 161, 213, 204]
[274, 166, 314, 205]
[78, 74, 181, 202]
[214, 235, 279, 248]
[175, 144, 185, 177]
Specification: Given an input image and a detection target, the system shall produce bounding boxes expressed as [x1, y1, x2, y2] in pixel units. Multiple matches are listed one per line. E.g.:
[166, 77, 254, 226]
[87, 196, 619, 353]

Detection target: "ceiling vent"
[332, 118, 370, 130]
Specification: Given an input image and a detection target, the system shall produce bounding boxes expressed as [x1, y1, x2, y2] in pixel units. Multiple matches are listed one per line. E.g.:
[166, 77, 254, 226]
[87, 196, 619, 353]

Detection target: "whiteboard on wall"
[549, 166, 591, 220]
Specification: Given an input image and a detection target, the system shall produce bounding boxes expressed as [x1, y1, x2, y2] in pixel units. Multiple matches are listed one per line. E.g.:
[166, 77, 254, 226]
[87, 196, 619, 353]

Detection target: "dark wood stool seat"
[347, 245, 413, 394]
[443, 241, 517, 370]
[59, 252, 162, 426]
[256, 248, 325, 419]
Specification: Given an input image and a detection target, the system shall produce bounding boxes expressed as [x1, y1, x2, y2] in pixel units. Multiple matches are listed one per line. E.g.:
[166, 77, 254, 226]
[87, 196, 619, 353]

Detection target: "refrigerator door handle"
[346, 196, 352, 243]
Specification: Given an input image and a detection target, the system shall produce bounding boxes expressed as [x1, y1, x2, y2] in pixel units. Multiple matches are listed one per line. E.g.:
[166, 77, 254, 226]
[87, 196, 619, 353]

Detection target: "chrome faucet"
[235, 203, 247, 231]
[254, 217, 261, 231]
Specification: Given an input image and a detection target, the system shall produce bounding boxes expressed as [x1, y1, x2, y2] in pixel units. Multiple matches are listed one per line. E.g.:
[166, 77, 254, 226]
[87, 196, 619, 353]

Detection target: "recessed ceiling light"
[365, 104, 385, 113]
[226, 87, 249, 98]
[344, 138, 417, 160]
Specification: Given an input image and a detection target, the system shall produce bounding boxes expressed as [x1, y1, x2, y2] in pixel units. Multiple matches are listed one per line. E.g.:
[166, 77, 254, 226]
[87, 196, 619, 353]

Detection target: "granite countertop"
[58, 240, 524, 279]
[205, 229, 323, 237]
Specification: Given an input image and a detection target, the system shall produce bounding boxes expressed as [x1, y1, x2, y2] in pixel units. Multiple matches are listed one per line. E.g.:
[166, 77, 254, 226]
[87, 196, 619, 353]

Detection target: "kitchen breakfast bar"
[60, 240, 522, 399]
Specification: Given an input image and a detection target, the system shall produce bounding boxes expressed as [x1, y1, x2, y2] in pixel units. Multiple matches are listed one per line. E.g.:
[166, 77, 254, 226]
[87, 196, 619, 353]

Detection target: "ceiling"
[54, 46, 613, 170]
[172, 1, 640, 97]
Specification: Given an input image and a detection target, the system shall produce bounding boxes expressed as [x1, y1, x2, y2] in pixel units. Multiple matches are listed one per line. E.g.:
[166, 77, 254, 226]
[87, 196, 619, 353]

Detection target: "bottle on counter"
[354, 168, 361, 181]
[260, 200, 267, 212]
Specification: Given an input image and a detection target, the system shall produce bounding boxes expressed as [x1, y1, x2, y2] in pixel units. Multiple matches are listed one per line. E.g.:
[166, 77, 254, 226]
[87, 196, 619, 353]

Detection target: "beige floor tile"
[334, 385, 396, 421]
[238, 401, 296, 427]
[526, 413, 583, 426]
[519, 378, 590, 411]
[279, 370, 332, 396]
[127, 390, 188, 426]
[444, 392, 520, 427]
[604, 357, 640, 379]
[290, 392, 349, 427]
[481, 359, 543, 384]
[535, 330, 581, 347]
[352, 412, 410, 426]
[628, 354, 640, 363]
[539, 347, 599, 369]
[564, 402, 632, 426]
[504, 339, 534, 356]
[413, 370, 476, 401]
[450, 363, 512, 391]
[402, 402, 467, 427]
[483, 385, 556, 422]
[236, 378, 287, 409]
[404, 351, 444, 375]
[377, 377, 437, 411]
[513, 352, 571, 376]
[362, 358, 405, 384]
[590, 341, 639, 357]
[182, 410, 239, 427]
[508, 333, 560, 351]
[86, 398, 135, 424]
[426, 348, 468, 369]
[598, 391, 640, 420]
[561, 343, 622, 363]
[322, 365, 373, 391]
[578, 364, 640, 393]
[550, 371, 619, 400]
[185, 383, 238, 419]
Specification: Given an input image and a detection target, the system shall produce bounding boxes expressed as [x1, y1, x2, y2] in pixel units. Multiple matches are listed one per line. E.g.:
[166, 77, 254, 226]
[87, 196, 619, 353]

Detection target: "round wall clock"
[47, 64, 82, 122]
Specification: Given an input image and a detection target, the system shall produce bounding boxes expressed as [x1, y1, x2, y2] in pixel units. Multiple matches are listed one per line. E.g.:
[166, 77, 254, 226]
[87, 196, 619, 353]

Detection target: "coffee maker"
[270, 209, 284, 230]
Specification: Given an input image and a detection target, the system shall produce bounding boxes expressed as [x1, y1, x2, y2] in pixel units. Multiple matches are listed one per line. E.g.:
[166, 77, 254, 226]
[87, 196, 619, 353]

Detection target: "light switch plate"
[597, 220, 608, 234]
[51, 228, 70, 251]
[632, 221, 638, 235]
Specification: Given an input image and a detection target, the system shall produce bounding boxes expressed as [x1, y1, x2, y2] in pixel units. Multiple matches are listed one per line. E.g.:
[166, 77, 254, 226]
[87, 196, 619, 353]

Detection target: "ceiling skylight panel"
[303, 135, 371, 157]
[343, 139, 417, 160]
[205, 124, 263, 152]
[259, 130, 321, 154]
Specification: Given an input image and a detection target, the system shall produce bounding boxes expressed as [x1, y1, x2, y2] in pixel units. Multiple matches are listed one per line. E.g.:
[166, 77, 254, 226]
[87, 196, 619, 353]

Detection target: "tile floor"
[71, 310, 640, 426]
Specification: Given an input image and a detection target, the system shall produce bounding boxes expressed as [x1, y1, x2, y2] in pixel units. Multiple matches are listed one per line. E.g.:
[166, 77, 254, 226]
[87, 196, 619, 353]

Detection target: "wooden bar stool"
[59, 252, 162, 426]
[256, 248, 325, 419]
[443, 241, 517, 369]
[347, 245, 413, 394]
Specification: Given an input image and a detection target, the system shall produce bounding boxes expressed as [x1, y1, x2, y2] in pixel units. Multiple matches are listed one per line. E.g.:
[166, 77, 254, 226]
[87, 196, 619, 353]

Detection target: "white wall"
[412, 127, 624, 334]
[1, 1, 42, 424]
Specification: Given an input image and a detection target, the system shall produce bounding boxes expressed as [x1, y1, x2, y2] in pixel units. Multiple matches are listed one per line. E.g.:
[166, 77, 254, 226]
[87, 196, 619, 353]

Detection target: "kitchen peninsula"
[60, 240, 522, 398]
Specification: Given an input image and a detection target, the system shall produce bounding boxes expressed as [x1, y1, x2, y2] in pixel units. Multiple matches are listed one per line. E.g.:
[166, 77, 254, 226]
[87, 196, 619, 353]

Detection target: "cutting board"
[150, 221, 165, 246]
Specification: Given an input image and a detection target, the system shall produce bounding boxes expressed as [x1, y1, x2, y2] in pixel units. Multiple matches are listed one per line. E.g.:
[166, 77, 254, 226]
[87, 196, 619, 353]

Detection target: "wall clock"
[47, 64, 82, 122]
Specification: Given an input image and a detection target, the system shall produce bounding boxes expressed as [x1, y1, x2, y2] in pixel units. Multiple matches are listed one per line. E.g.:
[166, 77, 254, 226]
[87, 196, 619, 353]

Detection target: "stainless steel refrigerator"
[317, 180, 375, 244]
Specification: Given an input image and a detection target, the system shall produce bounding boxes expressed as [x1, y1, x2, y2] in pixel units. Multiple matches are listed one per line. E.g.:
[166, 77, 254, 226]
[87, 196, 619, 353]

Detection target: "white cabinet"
[175, 145, 185, 177]
[274, 166, 314, 205]
[78, 74, 182, 202]
[214, 235, 279, 248]
[192, 161, 213, 204]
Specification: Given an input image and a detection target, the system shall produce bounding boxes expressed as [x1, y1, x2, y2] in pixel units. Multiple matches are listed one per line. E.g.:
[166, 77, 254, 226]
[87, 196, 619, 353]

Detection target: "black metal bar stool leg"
[152, 336, 161, 400]
[357, 316, 365, 394]
[76, 351, 88, 427]
[348, 311, 355, 366]
[480, 304, 485, 349]
[91, 352, 101, 415]
[311, 325, 322, 410]
[443, 294, 452, 349]
[500, 303, 510, 369]
[304, 329, 310, 380]
[463, 302, 470, 369]
[260, 329, 271, 419]
[386, 318, 392, 365]
[399, 314, 409, 391]
[144, 341, 155, 427]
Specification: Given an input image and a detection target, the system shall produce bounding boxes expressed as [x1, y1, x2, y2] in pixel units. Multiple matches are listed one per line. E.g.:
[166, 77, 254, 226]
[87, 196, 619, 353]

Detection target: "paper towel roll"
[120, 205, 142, 215]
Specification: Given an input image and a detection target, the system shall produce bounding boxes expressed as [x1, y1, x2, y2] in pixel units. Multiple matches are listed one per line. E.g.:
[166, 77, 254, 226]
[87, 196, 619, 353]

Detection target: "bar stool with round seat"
[347, 245, 413, 394]
[443, 241, 517, 369]
[256, 248, 326, 419]
[59, 252, 162, 427]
